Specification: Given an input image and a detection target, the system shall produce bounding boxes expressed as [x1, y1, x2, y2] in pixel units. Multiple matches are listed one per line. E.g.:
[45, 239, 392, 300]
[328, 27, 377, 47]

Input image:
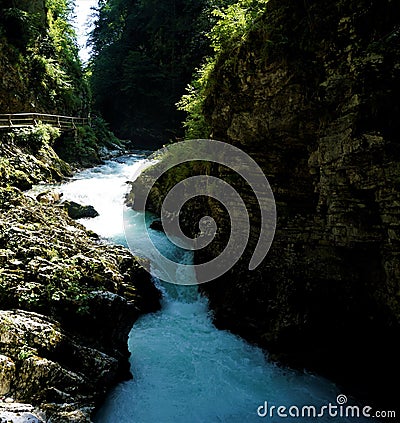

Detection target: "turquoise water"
[59, 153, 371, 423]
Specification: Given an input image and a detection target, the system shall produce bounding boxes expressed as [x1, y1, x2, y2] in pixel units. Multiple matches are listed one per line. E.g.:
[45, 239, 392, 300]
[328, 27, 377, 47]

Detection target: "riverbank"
[0, 127, 161, 422]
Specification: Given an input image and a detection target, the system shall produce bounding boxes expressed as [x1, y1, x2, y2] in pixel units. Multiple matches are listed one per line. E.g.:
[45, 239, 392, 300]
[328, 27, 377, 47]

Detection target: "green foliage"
[89, 0, 269, 143]
[0, 0, 88, 116]
[0, 127, 69, 190]
[54, 126, 98, 166]
[53, 117, 123, 166]
[89, 0, 218, 146]
[90, 116, 123, 147]
[178, 0, 269, 138]
[209, 0, 269, 53]
[177, 65, 213, 139]
[0, 7, 42, 50]
[18, 347, 36, 361]
[11, 124, 61, 151]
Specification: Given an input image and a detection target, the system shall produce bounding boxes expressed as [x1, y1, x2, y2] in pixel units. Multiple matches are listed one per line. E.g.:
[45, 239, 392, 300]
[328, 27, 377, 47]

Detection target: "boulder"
[0, 186, 161, 421]
[149, 219, 164, 232]
[0, 309, 119, 422]
[36, 190, 63, 204]
[98, 145, 124, 160]
[62, 200, 99, 219]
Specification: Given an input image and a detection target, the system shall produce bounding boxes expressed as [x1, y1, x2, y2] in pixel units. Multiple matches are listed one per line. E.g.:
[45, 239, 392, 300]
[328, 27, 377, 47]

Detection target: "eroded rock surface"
[0, 187, 160, 422]
[0, 133, 161, 422]
[133, 0, 400, 412]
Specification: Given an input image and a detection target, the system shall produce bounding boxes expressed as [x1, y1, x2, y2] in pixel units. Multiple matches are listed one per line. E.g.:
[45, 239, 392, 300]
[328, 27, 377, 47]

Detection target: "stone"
[62, 200, 99, 219]
[149, 219, 164, 232]
[0, 185, 161, 420]
[0, 356, 15, 396]
[36, 190, 63, 204]
[135, 0, 400, 411]
[98, 145, 125, 160]
[0, 48, 161, 420]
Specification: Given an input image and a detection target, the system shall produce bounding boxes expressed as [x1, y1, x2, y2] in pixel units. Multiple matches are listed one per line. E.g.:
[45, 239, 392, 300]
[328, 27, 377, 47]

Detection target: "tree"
[89, 0, 219, 146]
[0, 0, 88, 115]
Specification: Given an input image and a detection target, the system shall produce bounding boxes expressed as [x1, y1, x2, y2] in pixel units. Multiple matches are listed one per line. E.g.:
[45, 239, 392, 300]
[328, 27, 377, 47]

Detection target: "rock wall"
[200, 0, 400, 410]
[0, 126, 72, 190]
[135, 0, 400, 412]
[0, 131, 161, 421]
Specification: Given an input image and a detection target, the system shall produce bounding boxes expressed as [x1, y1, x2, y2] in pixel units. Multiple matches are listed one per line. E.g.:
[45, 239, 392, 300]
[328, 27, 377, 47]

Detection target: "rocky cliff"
[0, 128, 161, 422]
[133, 0, 400, 412]
[203, 0, 400, 410]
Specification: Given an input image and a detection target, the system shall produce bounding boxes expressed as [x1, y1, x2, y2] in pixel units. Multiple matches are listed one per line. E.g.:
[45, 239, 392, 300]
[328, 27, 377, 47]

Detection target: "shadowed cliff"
[137, 0, 400, 412]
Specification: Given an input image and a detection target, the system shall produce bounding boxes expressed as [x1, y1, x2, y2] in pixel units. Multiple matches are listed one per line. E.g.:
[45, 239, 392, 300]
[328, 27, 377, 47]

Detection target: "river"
[55, 152, 370, 423]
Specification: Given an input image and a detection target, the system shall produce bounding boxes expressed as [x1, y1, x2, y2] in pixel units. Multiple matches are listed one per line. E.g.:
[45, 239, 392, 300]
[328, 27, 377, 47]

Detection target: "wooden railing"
[0, 113, 89, 131]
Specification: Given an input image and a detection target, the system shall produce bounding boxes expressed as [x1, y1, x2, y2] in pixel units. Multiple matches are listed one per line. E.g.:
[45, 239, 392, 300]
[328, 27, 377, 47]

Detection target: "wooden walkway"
[0, 113, 89, 131]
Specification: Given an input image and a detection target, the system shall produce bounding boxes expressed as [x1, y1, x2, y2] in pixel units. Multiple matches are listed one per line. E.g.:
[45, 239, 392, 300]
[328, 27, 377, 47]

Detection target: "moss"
[0, 126, 72, 189]
[9, 123, 61, 153]
[53, 118, 124, 168]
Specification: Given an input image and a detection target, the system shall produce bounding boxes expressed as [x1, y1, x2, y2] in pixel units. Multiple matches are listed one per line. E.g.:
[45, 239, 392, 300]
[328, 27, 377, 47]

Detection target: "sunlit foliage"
[0, 0, 88, 115]
[178, 0, 269, 138]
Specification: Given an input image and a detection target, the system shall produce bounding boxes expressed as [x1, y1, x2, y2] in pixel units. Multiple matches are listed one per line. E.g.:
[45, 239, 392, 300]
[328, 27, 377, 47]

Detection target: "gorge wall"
[134, 0, 400, 411]
[202, 0, 400, 410]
